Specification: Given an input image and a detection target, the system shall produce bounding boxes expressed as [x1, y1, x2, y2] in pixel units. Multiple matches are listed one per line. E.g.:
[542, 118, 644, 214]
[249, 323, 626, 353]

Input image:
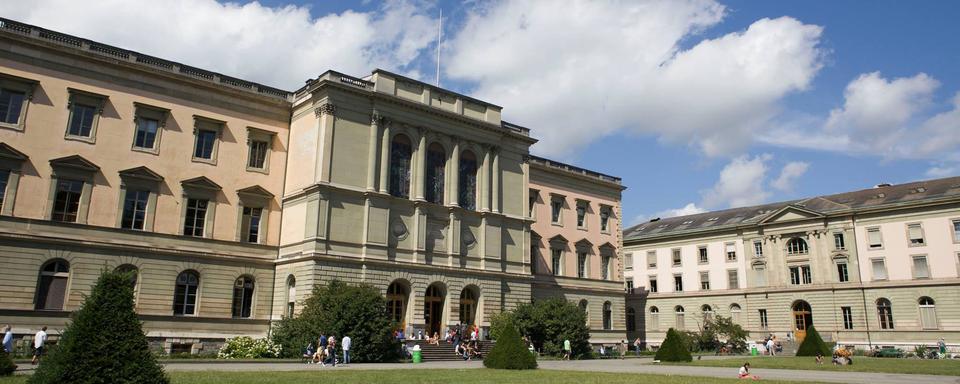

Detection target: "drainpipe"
[851, 215, 873, 349]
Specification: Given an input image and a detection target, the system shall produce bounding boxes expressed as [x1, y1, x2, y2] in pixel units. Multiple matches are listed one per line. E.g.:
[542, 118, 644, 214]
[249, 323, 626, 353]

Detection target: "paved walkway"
[155, 359, 960, 384]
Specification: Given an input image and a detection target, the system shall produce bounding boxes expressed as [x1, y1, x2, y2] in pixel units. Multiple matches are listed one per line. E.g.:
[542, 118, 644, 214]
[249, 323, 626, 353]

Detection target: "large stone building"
[0, 18, 625, 353]
[624, 178, 960, 349]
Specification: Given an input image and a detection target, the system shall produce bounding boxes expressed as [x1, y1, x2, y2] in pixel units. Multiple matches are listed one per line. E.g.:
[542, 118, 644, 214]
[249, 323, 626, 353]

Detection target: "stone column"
[367, 112, 382, 191]
[449, 139, 460, 207]
[378, 122, 391, 194]
[491, 149, 500, 213]
[480, 146, 491, 212]
[414, 129, 427, 201]
[315, 103, 336, 183]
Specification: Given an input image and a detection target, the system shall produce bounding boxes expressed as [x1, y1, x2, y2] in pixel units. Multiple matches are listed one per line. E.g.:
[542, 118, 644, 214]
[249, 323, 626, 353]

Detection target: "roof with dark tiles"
[624, 176, 960, 241]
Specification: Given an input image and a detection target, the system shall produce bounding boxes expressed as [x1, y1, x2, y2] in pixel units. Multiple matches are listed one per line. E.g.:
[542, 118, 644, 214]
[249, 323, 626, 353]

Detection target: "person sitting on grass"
[738, 362, 759, 380]
[303, 343, 316, 363]
[815, 352, 824, 366]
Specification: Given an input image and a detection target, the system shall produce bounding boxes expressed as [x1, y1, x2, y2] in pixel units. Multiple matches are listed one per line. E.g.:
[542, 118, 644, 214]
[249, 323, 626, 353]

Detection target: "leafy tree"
[795, 326, 830, 356]
[29, 270, 168, 384]
[655, 328, 692, 362]
[483, 319, 537, 370]
[271, 280, 400, 362]
[510, 298, 591, 358]
[0, 348, 15, 376]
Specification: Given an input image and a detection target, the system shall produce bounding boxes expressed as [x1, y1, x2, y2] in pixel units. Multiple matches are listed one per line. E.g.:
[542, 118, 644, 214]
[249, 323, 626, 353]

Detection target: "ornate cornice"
[314, 103, 337, 117]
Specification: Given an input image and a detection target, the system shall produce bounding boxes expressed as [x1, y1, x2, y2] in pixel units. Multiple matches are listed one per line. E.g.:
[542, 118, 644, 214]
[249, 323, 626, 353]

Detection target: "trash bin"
[412, 349, 422, 363]
[751, 345, 758, 356]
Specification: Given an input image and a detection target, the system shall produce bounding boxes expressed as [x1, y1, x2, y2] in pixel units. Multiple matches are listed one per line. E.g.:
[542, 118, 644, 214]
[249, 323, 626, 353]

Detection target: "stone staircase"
[409, 340, 490, 362]
[778, 340, 799, 356]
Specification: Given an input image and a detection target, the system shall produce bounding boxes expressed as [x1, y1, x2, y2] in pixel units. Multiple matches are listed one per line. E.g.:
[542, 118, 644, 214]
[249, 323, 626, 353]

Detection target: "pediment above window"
[49, 154, 99, 172]
[181, 176, 222, 191]
[237, 185, 274, 199]
[0, 143, 28, 162]
[758, 204, 824, 225]
[548, 234, 568, 245]
[118, 166, 163, 182]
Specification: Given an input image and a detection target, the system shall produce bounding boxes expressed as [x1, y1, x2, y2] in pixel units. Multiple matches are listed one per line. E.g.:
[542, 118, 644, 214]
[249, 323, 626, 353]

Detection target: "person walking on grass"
[31, 326, 47, 365]
[766, 336, 776, 356]
[342, 335, 351, 365]
[2, 325, 12, 353]
[563, 339, 572, 360]
[634, 337, 642, 356]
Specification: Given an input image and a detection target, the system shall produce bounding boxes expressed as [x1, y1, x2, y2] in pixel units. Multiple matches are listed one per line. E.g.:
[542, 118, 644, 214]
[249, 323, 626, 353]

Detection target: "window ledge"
[191, 157, 218, 166]
[64, 135, 96, 144]
[131, 146, 160, 155]
[0, 122, 24, 132]
[245, 166, 269, 175]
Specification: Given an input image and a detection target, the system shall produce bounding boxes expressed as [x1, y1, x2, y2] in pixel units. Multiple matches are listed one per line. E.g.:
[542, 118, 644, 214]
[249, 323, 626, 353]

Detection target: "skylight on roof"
[681, 220, 693, 225]
[707, 217, 719, 221]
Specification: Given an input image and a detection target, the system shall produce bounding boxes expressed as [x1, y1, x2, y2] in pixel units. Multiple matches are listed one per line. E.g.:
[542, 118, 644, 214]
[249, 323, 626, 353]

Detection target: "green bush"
[29, 270, 168, 384]
[271, 280, 399, 362]
[484, 320, 537, 370]
[0, 348, 16, 376]
[217, 336, 282, 359]
[510, 298, 591, 359]
[795, 326, 830, 356]
[654, 328, 692, 362]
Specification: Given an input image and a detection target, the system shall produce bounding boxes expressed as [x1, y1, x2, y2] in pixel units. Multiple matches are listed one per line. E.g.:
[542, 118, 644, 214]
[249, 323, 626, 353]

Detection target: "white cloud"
[701, 154, 772, 208]
[925, 164, 958, 178]
[446, 1, 824, 158]
[0, 0, 439, 89]
[771, 161, 810, 192]
[632, 203, 707, 225]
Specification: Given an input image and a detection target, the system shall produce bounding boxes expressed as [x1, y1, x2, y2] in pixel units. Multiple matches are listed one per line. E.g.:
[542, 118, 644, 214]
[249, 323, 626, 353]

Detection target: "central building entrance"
[792, 300, 813, 343]
[424, 283, 445, 336]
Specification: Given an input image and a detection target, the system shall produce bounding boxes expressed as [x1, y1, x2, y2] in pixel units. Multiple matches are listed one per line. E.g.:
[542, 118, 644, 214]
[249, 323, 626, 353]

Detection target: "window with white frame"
[698, 246, 708, 263]
[183, 198, 208, 237]
[672, 248, 681, 266]
[786, 238, 809, 255]
[0, 74, 36, 130]
[65, 89, 106, 141]
[601, 256, 610, 280]
[834, 232, 846, 250]
[727, 269, 739, 289]
[907, 223, 925, 246]
[699, 271, 710, 290]
[551, 248, 562, 276]
[577, 252, 587, 278]
[867, 227, 883, 249]
[192, 117, 223, 163]
[912, 255, 929, 279]
[877, 298, 894, 330]
[871, 258, 887, 280]
[952, 219, 960, 243]
[753, 240, 763, 257]
[648, 276, 658, 293]
[600, 206, 611, 232]
[919, 297, 937, 329]
[841, 306, 854, 329]
[576, 201, 587, 228]
[673, 274, 683, 292]
[836, 261, 849, 282]
[758, 309, 768, 329]
[725, 243, 736, 261]
[247, 138, 269, 171]
[624, 253, 633, 271]
[550, 198, 563, 224]
[132, 103, 167, 152]
[646, 251, 656, 268]
[789, 265, 811, 285]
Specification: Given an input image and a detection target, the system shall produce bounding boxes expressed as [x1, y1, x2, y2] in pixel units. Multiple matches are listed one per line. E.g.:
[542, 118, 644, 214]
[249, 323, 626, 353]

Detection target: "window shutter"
[913, 256, 929, 278]
[725, 243, 735, 253]
[908, 225, 922, 240]
[868, 229, 882, 246]
[920, 307, 937, 329]
[872, 259, 887, 280]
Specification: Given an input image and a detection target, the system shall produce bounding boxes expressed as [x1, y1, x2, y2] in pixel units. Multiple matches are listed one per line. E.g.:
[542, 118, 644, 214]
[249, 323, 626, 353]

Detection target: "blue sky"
[6, 0, 958, 226]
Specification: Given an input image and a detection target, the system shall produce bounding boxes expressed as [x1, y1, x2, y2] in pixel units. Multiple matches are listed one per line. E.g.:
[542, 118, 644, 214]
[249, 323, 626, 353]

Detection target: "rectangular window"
[530, 245, 538, 274]
[528, 193, 536, 218]
[601, 256, 610, 280]
[120, 189, 149, 230]
[699, 271, 710, 290]
[67, 103, 96, 137]
[834, 232, 846, 250]
[51, 179, 83, 222]
[576, 202, 587, 228]
[673, 274, 683, 292]
[759, 309, 768, 329]
[600, 208, 610, 232]
[802, 265, 812, 284]
[577, 252, 587, 278]
[698, 246, 708, 263]
[907, 223, 925, 246]
[550, 199, 562, 224]
[867, 227, 883, 249]
[728, 269, 739, 289]
[551, 249, 562, 276]
[871, 258, 887, 280]
[183, 198, 208, 237]
[647, 251, 657, 268]
[0, 169, 9, 212]
[953, 219, 960, 243]
[194, 129, 217, 160]
[912, 255, 929, 279]
[241, 207, 263, 243]
[133, 117, 159, 150]
[625, 278, 634, 292]
[725, 243, 737, 261]
[841, 307, 854, 330]
[0, 88, 26, 125]
[649, 276, 658, 293]
[672, 248, 681, 266]
[789, 265, 812, 285]
[753, 240, 763, 257]
[247, 140, 269, 170]
[837, 262, 849, 282]
[624, 253, 633, 270]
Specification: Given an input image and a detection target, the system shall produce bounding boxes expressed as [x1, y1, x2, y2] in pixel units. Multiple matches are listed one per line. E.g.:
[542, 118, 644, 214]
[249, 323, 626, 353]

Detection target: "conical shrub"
[0, 348, 15, 376]
[484, 321, 537, 369]
[795, 326, 830, 356]
[29, 270, 168, 384]
[654, 328, 692, 362]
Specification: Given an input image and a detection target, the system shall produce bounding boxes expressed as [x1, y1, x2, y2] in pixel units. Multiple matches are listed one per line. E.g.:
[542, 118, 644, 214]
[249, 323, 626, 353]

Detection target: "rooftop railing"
[528, 155, 622, 184]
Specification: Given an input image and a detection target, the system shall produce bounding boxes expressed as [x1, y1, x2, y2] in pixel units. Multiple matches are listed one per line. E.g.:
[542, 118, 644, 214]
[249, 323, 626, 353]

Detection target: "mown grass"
[666, 356, 960, 376]
[0, 368, 817, 384]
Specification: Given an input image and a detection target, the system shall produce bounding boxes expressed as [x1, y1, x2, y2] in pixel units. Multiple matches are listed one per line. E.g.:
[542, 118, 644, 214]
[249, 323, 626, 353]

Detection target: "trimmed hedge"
[484, 321, 537, 370]
[654, 328, 692, 362]
[29, 270, 168, 384]
[796, 326, 831, 356]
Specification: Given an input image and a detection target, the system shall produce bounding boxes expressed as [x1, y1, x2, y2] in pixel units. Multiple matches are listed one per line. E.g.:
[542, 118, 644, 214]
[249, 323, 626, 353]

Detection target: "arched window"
[675, 306, 685, 330]
[730, 303, 742, 323]
[36, 259, 70, 310]
[387, 281, 408, 329]
[786, 238, 809, 255]
[626, 307, 636, 332]
[919, 297, 937, 330]
[173, 270, 199, 316]
[877, 298, 894, 329]
[459, 287, 478, 326]
[701, 304, 714, 321]
[602, 301, 612, 330]
[389, 134, 412, 198]
[649, 306, 660, 330]
[285, 275, 296, 318]
[114, 264, 139, 290]
[232, 276, 255, 318]
[425, 143, 446, 204]
[458, 150, 478, 210]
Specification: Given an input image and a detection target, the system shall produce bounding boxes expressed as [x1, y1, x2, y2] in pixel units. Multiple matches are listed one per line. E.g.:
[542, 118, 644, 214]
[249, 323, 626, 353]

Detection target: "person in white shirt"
[341, 335, 351, 365]
[2, 325, 13, 353]
[766, 337, 776, 356]
[738, 362, 758, 380]
[32, 326, 48, 365]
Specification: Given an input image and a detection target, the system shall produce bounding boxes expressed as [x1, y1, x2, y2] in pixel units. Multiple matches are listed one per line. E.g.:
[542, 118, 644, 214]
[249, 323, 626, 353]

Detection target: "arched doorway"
[387, 281, 409, 331]
[792, 300, 813, 342]
[459, 286, 478, 326]
[424, 283, 445, 336]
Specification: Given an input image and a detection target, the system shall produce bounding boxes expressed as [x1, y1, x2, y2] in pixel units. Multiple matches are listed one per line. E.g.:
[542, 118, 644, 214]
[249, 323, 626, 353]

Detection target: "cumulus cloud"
[926, 164, 958, 178]
[446, 1, 825, 158]
[701, 154, 772, 208]
[0, 0, 439, 89]
[771, 161, 810, 192]
[631, 203, 707, 225]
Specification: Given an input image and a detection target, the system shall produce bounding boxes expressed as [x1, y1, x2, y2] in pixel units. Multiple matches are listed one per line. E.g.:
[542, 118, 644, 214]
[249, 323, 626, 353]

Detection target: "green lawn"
[0, 369, 816, 384]
[667, 356, 960, 376]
